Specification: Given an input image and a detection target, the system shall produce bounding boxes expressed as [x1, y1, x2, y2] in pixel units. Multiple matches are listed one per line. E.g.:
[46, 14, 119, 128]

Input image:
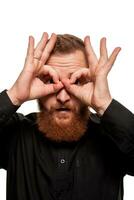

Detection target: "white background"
[0, 0, 134, 199]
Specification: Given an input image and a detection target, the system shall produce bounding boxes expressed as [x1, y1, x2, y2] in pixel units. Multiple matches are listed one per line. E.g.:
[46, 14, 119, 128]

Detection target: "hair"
[51, 34, 87, 56]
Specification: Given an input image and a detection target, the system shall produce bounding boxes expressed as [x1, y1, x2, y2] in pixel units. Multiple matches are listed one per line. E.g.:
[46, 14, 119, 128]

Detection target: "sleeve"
[0, 90, 21, 169]
[100, 99, 134, 176]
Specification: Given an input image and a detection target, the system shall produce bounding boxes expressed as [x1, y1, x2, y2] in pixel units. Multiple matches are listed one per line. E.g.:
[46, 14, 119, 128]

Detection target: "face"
[37, 50, 90, 142]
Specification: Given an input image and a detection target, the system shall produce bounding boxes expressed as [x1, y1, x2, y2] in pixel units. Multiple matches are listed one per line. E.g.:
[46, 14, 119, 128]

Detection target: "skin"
[7, 32, 121, 116]
[39, 51, 89, 124]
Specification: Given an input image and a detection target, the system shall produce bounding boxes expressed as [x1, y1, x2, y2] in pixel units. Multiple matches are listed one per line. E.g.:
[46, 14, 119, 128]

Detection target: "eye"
[74, 78, 86, 86]
[45, 78, 54, 84]
[74, 79, 81, 85]
[38, 75, 54, 84]
[74, 78, 90, 86]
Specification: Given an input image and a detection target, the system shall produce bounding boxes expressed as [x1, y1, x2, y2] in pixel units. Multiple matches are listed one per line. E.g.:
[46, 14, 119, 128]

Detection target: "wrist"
[7, 89, 23, 106]
[94, 98, 112, 116]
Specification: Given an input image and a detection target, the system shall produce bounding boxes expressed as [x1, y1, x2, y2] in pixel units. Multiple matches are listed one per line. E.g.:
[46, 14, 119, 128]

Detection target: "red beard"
[36, 106, 90, 142]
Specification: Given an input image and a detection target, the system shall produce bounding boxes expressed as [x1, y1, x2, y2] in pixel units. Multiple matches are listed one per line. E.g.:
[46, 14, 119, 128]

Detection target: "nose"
[56, 88, 70, 104]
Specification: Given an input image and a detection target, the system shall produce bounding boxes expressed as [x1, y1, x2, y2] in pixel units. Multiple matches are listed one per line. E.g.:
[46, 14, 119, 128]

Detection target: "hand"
[62, 37, 121, 115]
[7, 33, 63, 105]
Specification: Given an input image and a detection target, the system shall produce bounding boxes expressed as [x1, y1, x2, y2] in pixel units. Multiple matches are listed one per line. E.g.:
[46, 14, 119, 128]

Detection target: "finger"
[24, 36, 34, 69]
[47, 69, 59, 83]
[43, 81, 63, 95]
[39, 33, 57, 65]
[62, 78, 75, 92]
[106, 47, 121, 72]
[33, 79, 63, 98]
[53, 81, 64, 93]
[70, 71, 83, 84]
[38, 65, 60, 83]
[62, 79, 81, 98]
[27, 36, 34, 57]
[70, 69, 90, 84]
[34, 32, 49, 59]
[99, 37, 108, 65]
[84, 36, 98, 67]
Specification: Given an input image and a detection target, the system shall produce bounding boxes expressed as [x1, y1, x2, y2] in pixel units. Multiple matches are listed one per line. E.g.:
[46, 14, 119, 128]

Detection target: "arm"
[0, 90, 19, 126]
[61, 36, 134, 175]
[0, 90, 21, 169]
[101, 99, 134, 176]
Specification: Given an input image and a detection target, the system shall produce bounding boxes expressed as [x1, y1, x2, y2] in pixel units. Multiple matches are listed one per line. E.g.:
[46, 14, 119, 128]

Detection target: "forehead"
[46, 50, 88, 78]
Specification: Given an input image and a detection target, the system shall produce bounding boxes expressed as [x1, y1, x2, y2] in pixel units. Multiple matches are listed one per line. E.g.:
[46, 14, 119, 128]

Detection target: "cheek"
[40, 95, 57, 111]
[71, 97, 83, 112]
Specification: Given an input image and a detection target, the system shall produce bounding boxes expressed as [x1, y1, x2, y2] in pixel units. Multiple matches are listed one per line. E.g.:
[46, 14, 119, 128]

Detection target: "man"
[0, 32, 134, 200]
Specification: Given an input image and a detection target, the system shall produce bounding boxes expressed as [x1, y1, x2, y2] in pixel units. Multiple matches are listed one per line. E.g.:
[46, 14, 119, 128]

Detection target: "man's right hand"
[7, 32, 63, 106]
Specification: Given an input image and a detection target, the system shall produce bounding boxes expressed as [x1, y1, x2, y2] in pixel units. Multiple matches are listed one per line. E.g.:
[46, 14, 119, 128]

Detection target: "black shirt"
[0, 90, 134, 200]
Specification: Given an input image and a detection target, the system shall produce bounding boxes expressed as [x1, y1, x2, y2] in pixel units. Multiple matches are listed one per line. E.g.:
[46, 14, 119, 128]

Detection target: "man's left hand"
[62, 37, 121, 115]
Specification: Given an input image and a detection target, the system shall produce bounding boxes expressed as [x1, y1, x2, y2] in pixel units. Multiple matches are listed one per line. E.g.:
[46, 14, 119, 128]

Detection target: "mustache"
[38, 99, 76, 112]
[51, 103, 76, 112]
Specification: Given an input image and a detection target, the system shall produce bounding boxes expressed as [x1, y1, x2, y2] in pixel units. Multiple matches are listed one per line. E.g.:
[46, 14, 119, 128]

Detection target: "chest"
[7, 130, 122, 200]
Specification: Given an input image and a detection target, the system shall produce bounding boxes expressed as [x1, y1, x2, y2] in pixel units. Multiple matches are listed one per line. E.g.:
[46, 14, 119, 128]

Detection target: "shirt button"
[60, 158, 65, 164]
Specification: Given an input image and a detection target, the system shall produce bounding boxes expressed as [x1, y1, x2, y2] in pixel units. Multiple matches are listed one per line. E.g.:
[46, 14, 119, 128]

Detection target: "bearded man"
[0, 32, 134, 200]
